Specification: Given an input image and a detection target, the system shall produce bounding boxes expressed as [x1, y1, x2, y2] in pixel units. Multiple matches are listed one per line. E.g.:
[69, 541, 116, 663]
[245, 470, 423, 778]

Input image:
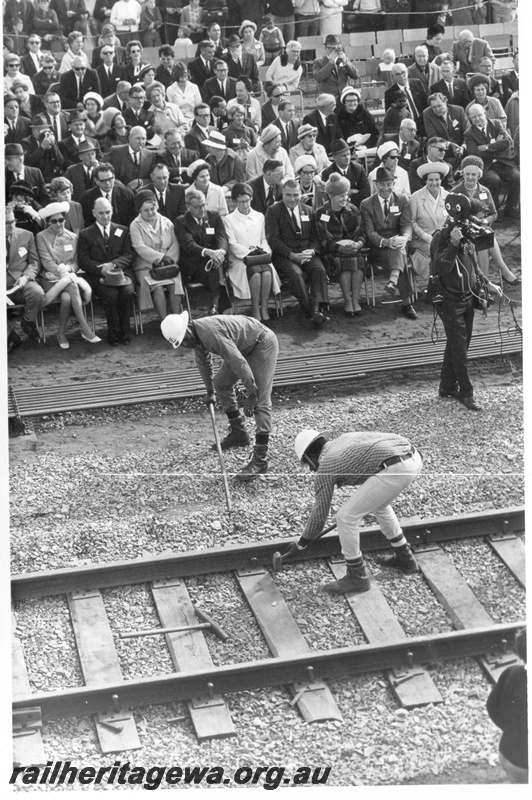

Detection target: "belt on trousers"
[377, 448, 418, 471]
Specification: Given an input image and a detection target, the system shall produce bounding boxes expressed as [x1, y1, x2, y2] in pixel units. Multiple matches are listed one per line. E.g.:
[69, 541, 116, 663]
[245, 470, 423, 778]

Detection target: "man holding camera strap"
[430, 193, 502, 412]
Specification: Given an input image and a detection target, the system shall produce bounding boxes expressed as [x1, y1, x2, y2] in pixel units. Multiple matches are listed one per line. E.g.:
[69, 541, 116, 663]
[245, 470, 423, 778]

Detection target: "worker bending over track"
[286, 429, 423, 594]
[161, 312, 279, 481]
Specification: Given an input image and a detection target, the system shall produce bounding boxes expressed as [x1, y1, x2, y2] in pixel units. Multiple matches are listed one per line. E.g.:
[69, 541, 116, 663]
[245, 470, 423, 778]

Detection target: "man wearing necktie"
[5, 204, 45, 350]
[248, 159, 284, 215]
[265, 179, 330, 328]
[423, 93, 468, 168]
[385, 64, 428, 137]
[108, 126, 157, 190]
[320, 139, 371, 208]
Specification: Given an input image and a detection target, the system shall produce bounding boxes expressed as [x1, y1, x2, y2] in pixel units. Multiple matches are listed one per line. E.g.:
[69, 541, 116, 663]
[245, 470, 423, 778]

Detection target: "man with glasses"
[408, 136, 454, 193]
[42, 91, 69, 140]
[58, 56, 101, 109]
[423, 92, 467, 169]
[302, 93, 337, 155]
[184, 103, 215, 158]
[96, 46, 126, 98]
[81, 163, 136, 226]
[273, 100, 298, 153]
[4, 93, 31, 144]
[21, 35, 44, 79]
[188, 41, 217, 87]
[91, 24, 126, 67]
[248, 158, 284, 215]
[122, 85, 155, 138]
[78, 196, 135, 346]
[156, 128, 200, 182]
[261, 83, 288, 128]
[59, 30, 89, 74]
[378, 118, 420, 171]
[33, 54, 60, 97]
[4, 55, 36, 95]
[108, 125, 156, 189]
[59, 108, 102, 166]
[313, 34, 359, 97]
[385, 63, 428, 137]
[320, 138, 371, 208]
[202, 60, 237, 104]
[4, 142, 49, 205]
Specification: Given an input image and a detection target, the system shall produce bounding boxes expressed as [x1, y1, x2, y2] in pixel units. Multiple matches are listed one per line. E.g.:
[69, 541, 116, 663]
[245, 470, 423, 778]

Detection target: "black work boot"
[377, 544, 419, 574]
[323, 561, 371, 595]
[215, 414, 250, 450]
[235, 444, 268, 481]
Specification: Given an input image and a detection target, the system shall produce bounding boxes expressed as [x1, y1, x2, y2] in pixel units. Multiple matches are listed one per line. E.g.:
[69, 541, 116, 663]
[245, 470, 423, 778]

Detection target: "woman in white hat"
[83, 92, 106, 141]
[289, 123, 330, 173]
[409, 160, 450, 280]
[240, 20, 266, 66]
[368, 141, 410, 197]
[265, 40, 303, 91]
[293, 155, 325, 209]
[187, 159, 228, 216]
[224, 182, 281, 322]
[336, 87, 379, 150]
[36, 202, 101, 348]
[49, 177, 84, 236]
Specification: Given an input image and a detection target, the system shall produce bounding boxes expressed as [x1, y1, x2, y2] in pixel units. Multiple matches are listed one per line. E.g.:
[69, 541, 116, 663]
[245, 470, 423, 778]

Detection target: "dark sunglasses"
[48, 216, 65, 224]
[386, 154, 399, 159]
[73, 67, 86, 72]
[43, 65, 55, 70]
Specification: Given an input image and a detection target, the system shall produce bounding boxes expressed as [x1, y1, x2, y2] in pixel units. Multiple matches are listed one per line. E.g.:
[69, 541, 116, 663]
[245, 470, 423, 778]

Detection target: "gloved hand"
[243, 392, 258, 417]
[203, 392, 216, 406]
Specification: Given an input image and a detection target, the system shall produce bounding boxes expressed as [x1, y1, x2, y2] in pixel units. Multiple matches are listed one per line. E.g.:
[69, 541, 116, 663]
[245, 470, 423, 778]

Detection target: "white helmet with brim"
[161, 311, 189, 348]
[294, 429, 328, 463]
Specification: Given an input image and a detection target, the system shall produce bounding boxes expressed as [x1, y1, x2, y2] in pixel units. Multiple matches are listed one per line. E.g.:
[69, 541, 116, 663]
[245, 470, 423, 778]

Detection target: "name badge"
[115, 228, 123, 237]
[232, 138, 241, 144]
[301, 214, 309, 222]
[320, 214, 330, 222]
[390, 205, 399, 213]
[479, 192, 488, 200]
[17, 247, 27, 257]
[404, 153, 411, 159]
[206, 227, 215, 235]
[64, 244, 73, 251]
[452, 119, 459, 127]
[489, 138, 496, 145]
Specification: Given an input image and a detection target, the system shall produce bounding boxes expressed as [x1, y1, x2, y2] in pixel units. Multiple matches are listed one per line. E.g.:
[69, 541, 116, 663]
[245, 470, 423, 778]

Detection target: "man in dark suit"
[108, 126, 157, 190]
[302, 94, 337, 155]
[143, 163, 187, 221]
[265, 179, 330, 327]
[174, 186, 228, 315]
[464, 103, 520, 217]
[501, 52, 518, 108]
[423, 93, 468, 167]
[202, 61, 238, 103]
[385, 63, 428, 136]
[320, 139, 370, 208]
[96, 46, 126, 99]
[360, 166, 417, 320]
[154, 46, 176, 89]
[4, 142, 49, 204]
[91, 29, 126, 68]
[451, 30, 493, 79]
[188, 40, 217, 88]
[81, 163, 137, 227]
[21, 113, 65, 183]
[194, 22, 227, 60]
[4, 93, 31, 144]
[122, 85, 155, 139]
[430, 60, 472, 110]
[223, 35, 260, 93]
[5, 204, 44, 349]
[11, 80, 44, 119]
[77, 196, 135, 345]
[65, 140, 100, 201]
[273, 100, 299, 153]
[248, 159, 284, 215]
[377, 118, 420, 171]
[42, 91, 70, 141]
[20, 34, 44, 79]
[58, 109, 102, 167]
[102, 81, 132, 112]
[156, 129, 199, 183]
[408, 136, 454, 194]
[58, 57, 102, 110]
[184, 104, 215, 157]
[50, 0, 87, 34]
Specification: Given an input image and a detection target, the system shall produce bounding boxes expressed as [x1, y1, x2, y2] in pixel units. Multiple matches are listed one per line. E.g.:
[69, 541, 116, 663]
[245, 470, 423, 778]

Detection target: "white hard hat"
[161, 311, 189, 348]
[294, 429, 325, 462]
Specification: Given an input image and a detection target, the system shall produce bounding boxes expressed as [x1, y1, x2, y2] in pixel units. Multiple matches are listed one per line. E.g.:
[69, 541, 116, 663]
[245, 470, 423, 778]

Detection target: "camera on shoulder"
[445, 193, 494, 251]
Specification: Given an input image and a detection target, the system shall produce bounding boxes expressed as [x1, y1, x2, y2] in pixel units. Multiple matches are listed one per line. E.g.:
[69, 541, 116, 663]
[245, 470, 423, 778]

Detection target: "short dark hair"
[158, 45, 174, 58]
[194, 103, 209, 115]
[94, 163, 115, 179]
[214, 59, 227, 69]
[199, 40, 215, 51]
[263, 159, 283, 173]
[278, 99, 293, 112]
[209, 95, 225, 110]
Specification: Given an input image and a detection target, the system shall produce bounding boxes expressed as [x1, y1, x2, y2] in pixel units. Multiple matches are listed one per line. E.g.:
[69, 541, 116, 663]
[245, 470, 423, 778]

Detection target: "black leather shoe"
[20, 316, 39, 339]
[384, 281, 397, 296]
[108, 337, 119, 347]
[401, 304, 418, 320]
[119, 335, 131, 345]
[461, 396, 482, 411]
[311, 310, 325, 327]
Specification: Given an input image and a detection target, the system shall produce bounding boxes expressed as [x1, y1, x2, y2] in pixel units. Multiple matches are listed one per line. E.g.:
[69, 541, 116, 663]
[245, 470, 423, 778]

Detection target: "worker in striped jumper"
[288, 429, 423, 594]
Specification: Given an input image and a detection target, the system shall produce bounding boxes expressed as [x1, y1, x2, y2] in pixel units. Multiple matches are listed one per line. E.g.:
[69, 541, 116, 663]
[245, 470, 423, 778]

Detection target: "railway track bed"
[12, 508, 525, 769]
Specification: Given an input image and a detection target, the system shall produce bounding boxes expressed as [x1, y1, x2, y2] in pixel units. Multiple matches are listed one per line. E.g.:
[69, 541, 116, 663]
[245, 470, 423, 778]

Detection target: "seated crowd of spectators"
[4, 1, 520, 353]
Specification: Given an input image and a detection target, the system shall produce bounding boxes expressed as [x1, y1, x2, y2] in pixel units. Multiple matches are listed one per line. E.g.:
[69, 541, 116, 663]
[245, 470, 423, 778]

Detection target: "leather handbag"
[243, 247, 271, 267]
[150, 261, 179, 280]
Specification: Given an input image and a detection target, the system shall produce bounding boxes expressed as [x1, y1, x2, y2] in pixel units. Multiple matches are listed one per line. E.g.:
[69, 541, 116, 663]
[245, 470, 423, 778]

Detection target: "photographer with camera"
[313, 34, 359, 97]
[21, 114, 65, 184]
[430, 193, 502, 412]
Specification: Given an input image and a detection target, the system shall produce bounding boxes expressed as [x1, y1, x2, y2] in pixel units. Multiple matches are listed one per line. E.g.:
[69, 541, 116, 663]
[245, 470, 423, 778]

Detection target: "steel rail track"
[11, 507, 524, 600]
[13, 622, 524, 721]
[7, 329, 521, 418]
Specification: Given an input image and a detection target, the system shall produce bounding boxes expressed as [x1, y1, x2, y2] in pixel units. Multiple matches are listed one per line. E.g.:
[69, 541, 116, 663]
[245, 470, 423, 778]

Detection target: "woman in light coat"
[166, 61, 202, 125]
[224, 183, 281, 322]
[130, 191, 184, 320]
[187, 159, 228, 216]
[409, 161, 450, 279]
[320, 0, 348, 37]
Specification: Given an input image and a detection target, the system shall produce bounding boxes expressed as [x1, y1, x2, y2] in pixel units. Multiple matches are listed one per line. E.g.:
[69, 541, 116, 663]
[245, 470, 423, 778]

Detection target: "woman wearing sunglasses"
[368, 141, 411, 197]
[36, 202, 101, 349]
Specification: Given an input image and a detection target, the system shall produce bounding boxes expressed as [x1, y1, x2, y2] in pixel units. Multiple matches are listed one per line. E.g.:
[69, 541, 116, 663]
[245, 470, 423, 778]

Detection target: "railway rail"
[12, 507, 525, 766]
[7, 329, 521, 419]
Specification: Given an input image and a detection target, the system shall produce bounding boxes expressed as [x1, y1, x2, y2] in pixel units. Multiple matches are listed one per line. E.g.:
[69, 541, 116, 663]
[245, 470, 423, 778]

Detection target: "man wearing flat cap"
[360, 166, 417, 320]
[65, 140, 101, 202]
[108, 126, 157, 190]
[423, 92, 468, 168]
[265, 178, 330, 327]
[302, 94, 338, 154]
[21, 114, 65, 183]
[58, 56, 101, 110]
[246, 124, 294, 181]
[4, 142, 49, 205]
[321, 139, 371, 208]
[313, 35, 359, 97]
[58, 109, 102, 168]
[4, 93, 31, 144]
[465, 73, 507, 127]
[223, 35, 260, 92]
[289, 123, 330, 173]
